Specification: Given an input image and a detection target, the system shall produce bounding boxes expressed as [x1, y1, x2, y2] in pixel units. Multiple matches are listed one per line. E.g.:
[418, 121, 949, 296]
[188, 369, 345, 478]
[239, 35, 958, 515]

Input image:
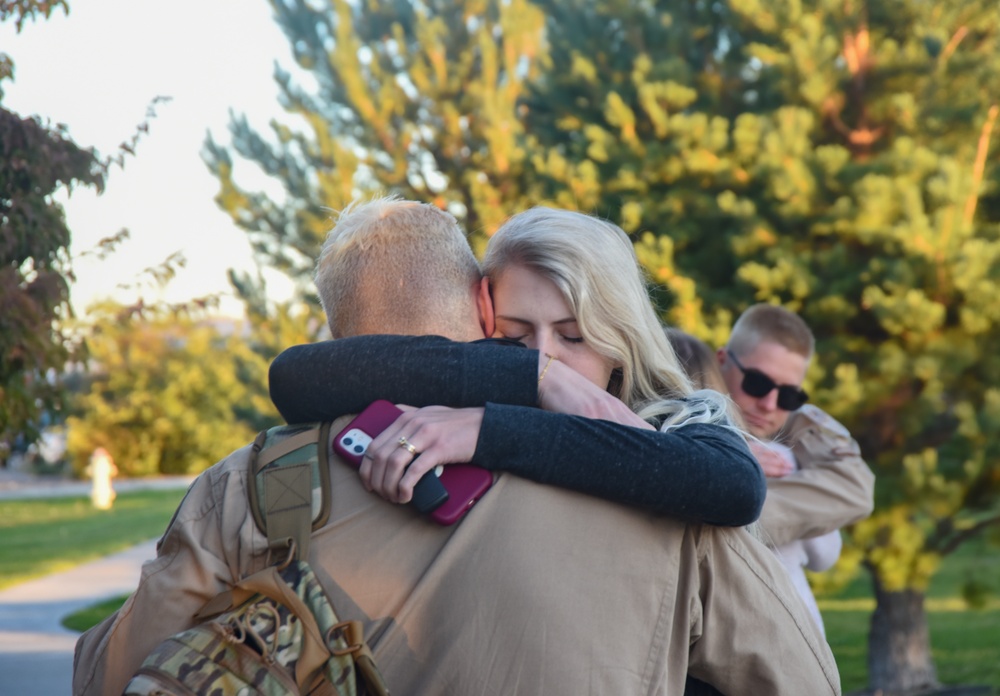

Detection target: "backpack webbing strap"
[257, 427, 326, 467]
[264, 464, 314, 561]
[250, 422, 332, 562]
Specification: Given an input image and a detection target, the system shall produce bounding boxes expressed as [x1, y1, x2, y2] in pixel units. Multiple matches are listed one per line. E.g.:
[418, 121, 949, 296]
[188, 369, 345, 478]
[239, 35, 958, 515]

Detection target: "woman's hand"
[358, 405, 485, 504]
[537, 358, 653, 430]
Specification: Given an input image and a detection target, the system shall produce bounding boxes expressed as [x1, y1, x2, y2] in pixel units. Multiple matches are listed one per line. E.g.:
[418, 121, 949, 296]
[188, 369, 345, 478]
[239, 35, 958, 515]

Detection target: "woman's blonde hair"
[482, 207, 732, 429]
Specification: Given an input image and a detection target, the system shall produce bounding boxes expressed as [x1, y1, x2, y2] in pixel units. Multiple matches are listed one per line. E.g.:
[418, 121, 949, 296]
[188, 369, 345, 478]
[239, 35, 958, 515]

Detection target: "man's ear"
[477, 276, 495, 338]
[715, 347, 727, 366]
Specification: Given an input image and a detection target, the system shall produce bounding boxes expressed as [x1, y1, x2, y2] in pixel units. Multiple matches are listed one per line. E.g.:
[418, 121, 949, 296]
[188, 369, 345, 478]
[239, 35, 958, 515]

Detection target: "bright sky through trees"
[0, 0, 291, 317]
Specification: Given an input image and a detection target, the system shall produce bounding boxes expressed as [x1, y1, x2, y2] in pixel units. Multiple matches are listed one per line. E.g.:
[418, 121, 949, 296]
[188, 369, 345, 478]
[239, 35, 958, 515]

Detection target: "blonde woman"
[270, 205, 763, 526]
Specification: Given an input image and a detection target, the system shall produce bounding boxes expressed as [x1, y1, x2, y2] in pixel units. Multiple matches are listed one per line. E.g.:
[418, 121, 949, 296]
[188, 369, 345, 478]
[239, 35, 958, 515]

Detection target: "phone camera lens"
[343, 437, 354, 446]
[353, 445, 364, 454]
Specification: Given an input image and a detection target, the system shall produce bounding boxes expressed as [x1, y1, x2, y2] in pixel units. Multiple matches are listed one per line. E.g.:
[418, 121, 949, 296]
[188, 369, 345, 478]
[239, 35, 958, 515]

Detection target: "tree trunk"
[867, 574, 939, 695]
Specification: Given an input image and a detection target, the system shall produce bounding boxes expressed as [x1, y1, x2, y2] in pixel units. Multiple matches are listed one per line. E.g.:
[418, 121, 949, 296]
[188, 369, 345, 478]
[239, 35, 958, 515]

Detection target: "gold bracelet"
[538, 353, 559, 385]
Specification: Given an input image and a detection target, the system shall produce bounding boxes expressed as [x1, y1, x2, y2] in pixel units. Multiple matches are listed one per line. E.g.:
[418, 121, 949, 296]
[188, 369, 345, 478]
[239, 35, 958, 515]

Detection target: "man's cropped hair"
[727, 303, 815, 359]
[315, 195, 481, 338]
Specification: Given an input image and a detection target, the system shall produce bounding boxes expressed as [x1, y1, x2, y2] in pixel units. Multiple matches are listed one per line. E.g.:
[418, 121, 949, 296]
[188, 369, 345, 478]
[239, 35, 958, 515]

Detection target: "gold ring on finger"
[397, 436, 419, 455]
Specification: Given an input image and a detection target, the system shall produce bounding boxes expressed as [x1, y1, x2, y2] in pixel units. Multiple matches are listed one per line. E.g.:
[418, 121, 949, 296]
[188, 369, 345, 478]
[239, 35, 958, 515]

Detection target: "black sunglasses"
[726, 350, 808, 411]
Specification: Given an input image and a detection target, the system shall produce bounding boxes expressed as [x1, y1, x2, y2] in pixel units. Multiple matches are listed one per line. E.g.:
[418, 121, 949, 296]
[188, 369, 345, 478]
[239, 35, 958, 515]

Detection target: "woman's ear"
[477, 276, 495, 337]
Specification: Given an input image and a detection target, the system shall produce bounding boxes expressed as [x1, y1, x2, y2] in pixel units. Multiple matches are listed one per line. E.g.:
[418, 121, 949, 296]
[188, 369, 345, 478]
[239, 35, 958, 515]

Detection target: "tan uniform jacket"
[760, 405, 875, 547]
[74, 415, 841, 696]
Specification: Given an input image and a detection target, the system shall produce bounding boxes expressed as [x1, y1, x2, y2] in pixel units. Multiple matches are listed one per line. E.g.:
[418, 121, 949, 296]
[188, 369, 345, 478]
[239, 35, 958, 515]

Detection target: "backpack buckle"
[266, 537, 296, 570]
[329, 620, 364, 656]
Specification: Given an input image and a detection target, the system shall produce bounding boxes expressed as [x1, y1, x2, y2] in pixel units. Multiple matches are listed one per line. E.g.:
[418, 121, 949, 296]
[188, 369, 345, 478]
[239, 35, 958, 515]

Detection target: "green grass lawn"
[817, 534, 1000, 693]
[61, 593, 132, 633]
[4, 489, 998, 693]
[0, 488, 188, 590]
[822, 604, 1000, 693]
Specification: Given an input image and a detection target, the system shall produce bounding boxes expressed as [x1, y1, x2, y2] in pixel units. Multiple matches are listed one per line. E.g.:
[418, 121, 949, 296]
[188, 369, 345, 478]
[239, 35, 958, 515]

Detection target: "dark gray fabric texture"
[268, 334, 764, 527]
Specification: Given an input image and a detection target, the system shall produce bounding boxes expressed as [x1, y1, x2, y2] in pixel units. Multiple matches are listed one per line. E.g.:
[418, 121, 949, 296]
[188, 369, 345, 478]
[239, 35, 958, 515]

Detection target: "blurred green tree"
[65, 300, 294, 476]
[525, 2, 1000, 692]
[203, 0, 552, 321]
[211, 1, 1000, 691]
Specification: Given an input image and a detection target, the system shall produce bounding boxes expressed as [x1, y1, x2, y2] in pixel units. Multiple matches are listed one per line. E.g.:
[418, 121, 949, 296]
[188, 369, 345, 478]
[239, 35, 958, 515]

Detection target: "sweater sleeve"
[473, 403, 766, 526]
[269, 335, 765, 526]
[268, 335, 540, 423]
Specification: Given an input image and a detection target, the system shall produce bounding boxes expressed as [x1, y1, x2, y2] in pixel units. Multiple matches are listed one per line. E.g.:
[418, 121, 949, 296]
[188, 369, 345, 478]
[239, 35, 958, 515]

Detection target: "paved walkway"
[0, 470, 192, 696]
[0, 468, 195, 500]
[0, 540, 157, 695]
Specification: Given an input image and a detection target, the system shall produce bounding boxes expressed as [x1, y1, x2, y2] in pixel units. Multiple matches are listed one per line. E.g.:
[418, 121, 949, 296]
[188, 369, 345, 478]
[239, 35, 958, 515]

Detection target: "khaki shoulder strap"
[248, 422, 333, 562]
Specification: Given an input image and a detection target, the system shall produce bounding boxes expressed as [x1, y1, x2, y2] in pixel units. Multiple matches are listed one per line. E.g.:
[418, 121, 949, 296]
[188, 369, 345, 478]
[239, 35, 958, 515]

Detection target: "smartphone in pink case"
[334, 400, 493, 525]
[427, 464, 493, 525]
[333, 399, 405, 467]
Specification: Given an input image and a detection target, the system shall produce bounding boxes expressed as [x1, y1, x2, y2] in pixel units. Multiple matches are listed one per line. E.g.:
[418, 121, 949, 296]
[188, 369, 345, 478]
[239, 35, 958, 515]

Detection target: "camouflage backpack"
[123, 423, 390, 696]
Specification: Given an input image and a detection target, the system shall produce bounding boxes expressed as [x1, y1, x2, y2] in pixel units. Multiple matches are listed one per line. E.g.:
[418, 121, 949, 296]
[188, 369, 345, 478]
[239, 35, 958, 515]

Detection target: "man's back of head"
[315, 195, 484, 341]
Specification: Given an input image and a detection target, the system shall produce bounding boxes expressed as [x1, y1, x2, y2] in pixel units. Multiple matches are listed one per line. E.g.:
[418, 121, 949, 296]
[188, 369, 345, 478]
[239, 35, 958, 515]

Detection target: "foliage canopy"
[0, 1, 104, 449]
[65, 301, 290, 477]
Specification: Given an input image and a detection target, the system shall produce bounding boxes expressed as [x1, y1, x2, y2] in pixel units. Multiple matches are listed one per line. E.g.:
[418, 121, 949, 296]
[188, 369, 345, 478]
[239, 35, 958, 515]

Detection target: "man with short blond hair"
[718, 302, 874, 548]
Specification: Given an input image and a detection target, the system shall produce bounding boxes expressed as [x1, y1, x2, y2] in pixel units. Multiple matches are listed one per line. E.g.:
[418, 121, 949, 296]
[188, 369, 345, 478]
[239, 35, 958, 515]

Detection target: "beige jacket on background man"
[74, 415, 841, 696]
[760, 405, 875, 547]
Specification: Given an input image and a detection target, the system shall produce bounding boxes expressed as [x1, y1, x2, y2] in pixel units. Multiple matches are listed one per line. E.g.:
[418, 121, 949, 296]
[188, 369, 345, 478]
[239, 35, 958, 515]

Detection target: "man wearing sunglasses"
[717, 303, 875, 549]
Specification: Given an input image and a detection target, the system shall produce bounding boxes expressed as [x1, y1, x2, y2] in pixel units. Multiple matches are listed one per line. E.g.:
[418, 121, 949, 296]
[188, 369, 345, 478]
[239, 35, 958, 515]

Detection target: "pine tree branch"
[836, 15, 883, 154]
[962, 104, 999, 230]
[939, 26, 968, 67]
